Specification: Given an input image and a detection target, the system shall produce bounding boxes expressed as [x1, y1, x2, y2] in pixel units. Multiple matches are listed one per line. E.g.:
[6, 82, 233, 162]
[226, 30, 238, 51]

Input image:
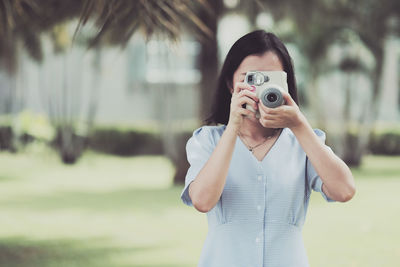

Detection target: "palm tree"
[1, 0, 212, 72]
[0, 0, 215, 178]
[75, 0, 218, 182]
[257, 0, 400, 166]
[0, 0, 83, 153]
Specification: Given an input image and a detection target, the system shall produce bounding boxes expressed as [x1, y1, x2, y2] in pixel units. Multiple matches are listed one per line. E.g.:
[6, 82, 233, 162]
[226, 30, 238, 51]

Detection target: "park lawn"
[0, 149, 399, 267]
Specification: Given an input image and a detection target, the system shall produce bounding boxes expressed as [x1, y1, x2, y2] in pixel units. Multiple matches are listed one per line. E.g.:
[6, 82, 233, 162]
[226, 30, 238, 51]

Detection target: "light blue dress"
[180, 125, 335, 267]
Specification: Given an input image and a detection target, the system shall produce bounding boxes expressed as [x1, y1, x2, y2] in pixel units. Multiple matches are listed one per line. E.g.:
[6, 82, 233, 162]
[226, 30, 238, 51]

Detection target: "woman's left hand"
[258, 91, 305, 129]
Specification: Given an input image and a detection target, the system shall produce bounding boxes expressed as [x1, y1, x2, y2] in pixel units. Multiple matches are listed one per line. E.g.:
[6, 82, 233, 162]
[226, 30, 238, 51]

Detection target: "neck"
[238, 117, 279, 141]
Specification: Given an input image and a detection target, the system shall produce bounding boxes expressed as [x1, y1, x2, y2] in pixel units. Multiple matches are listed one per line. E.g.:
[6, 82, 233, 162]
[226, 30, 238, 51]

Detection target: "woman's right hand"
[227, 82, 259, 132]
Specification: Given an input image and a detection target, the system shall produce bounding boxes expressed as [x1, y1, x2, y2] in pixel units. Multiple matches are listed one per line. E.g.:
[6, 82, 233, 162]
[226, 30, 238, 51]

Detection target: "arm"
[291, 116, 356, 202]
[189, 124, 237, 212]
[189, 83, 259, 213]
[258, 91, 356, 202]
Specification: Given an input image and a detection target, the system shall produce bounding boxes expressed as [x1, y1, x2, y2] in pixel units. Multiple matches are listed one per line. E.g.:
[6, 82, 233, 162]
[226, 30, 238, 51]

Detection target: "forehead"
[236, 51, 283, 73]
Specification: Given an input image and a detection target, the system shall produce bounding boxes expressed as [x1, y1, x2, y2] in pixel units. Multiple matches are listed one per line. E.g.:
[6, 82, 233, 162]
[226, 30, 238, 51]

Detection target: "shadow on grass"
[0, 236, 177, 267]
[1, 186, 185, 213]
[0, 175, 16, 182]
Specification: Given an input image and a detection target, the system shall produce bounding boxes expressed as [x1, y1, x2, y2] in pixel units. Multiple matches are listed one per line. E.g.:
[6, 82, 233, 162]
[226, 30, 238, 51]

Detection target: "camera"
[244, 71, 289, 117]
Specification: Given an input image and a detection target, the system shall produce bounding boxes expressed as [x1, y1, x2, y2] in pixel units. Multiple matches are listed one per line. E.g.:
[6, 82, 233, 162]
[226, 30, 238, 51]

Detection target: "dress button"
[257, 205, 261, 210]
[257, 175, 262, 181]
[255, 237, 260, 243]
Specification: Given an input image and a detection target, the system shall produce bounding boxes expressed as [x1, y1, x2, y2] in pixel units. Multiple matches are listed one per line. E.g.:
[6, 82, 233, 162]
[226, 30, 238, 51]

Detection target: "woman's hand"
[258, 91, 305, 130]
[227, 82, 259, 132]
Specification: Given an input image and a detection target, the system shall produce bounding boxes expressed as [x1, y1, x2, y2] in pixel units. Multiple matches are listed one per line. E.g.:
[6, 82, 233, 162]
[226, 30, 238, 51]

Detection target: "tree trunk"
[198, 0, 224, 121]
[308, 66, 325, 128]
[0, 36, 20, 152]
[341, 51, 384, 167]
[341, 72, 362, 166]
[360, 52, 384, 157]
[171, 132, 192, 185]
[173, 0, 223, 185]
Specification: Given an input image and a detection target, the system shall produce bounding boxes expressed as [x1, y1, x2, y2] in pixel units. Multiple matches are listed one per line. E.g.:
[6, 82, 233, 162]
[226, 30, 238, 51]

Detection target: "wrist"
[289, 112, 308, 133]
[225, 122, 240, 136]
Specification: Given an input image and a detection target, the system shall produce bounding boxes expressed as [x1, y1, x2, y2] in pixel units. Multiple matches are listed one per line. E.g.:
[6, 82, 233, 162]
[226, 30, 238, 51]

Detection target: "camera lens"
[260, 87, 283, 108]
[267, 93, 277, 102]
[247, 75, 253, 83]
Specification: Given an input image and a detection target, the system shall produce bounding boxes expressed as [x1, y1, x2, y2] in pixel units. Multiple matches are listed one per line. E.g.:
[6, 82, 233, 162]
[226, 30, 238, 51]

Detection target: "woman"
[180, 30, 356, 267]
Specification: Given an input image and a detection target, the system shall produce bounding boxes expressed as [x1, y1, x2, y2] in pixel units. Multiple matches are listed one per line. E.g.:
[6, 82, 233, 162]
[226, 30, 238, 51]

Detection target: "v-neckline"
[237, 128, 286, 164]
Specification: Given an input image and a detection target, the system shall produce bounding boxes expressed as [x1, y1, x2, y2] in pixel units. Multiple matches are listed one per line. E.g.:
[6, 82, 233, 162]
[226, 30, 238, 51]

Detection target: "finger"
[282, 91, 296, 106]
[259, 117, 273, 127]
[258, 102, 280, 115]
[272, 104, 291, 113]
[260, 113, 276, 121]
[259, 117, 280, 128]
[238, 89, 259, 102]
[258, 102, 276, 115]
[258, 102, 267, 117]
[233, 82, 254, 94]
[239, 108, 257, 118]
[237, 97, 258, 110]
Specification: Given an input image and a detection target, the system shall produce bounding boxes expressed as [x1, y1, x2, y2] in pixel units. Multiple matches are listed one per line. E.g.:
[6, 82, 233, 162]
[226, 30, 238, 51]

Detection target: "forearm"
[291, 114, 356, 202]
[189, 124, 238, 212]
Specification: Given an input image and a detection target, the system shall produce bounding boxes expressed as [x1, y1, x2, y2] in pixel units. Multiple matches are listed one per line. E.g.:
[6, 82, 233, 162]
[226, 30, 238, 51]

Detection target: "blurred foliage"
[339, 57, 368, 73]
[14, 110, 55, 142]
[0, 0, 216, 168]
[0, 111, 54, 152]
[369, 130, 400, 155]
[260, 0, 400, 98]
[88, 127, 163, 156]
[0, 0, 213, 74]
[0, 0, 82, 73]
[4, 120, 400, 158]
[1, 0, 399, 168]
[75, 0, 213, 47]
[257, 0, 400, 166]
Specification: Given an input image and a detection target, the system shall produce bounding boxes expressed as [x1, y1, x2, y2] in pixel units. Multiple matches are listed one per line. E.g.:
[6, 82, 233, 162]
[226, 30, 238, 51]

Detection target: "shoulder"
[188, 124, 226, 148]
[191, 125, 226, 140]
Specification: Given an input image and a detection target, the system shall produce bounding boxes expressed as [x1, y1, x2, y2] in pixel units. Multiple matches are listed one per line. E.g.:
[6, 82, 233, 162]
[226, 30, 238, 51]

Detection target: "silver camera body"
[244, 71, 288, 117]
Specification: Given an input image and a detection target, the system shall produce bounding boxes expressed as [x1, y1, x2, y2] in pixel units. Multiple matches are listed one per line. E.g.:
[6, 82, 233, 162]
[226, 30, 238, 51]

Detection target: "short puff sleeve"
[306, 129, 336, 202]
[180, 126, 216, 207]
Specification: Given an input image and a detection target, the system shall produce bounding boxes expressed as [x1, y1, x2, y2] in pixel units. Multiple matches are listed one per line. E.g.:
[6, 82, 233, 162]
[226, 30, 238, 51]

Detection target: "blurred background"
[0, 0, 399, 266]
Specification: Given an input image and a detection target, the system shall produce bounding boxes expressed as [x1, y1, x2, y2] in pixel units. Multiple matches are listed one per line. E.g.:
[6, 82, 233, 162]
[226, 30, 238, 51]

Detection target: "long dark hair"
[205, 30, 298, 125]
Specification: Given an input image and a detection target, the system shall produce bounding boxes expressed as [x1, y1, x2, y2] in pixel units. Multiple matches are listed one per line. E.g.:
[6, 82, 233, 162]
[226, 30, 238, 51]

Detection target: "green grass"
[0, 149, 399, 267]
[304, 155, 400, 266]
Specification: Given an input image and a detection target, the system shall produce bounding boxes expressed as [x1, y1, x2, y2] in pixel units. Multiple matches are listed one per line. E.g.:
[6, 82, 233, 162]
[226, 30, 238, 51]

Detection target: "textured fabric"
[180, 125, 335, 267]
